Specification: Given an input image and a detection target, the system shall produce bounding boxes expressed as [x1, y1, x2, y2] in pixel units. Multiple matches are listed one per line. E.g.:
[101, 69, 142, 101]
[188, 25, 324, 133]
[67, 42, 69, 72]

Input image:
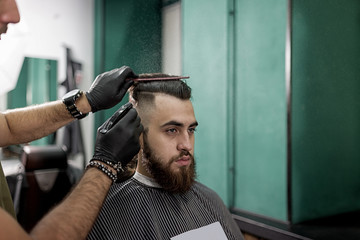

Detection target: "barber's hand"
[86, 66, 136, 112]
[92, 103, 143, 168]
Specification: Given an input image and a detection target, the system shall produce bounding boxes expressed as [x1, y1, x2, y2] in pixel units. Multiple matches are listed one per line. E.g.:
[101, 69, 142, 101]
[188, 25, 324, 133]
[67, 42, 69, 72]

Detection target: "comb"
[128, 75, 190, 82]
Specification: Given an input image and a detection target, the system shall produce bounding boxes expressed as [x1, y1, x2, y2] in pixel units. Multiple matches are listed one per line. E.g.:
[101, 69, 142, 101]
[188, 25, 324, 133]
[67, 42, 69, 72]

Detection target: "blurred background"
[1, 0, 360, 239]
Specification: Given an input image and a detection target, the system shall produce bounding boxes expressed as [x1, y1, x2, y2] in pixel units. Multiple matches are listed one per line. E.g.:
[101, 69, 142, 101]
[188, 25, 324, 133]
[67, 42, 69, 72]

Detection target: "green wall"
[234, 0, 287, 221]
[291, 0, 360, 223]
[183, 0, 360, 224]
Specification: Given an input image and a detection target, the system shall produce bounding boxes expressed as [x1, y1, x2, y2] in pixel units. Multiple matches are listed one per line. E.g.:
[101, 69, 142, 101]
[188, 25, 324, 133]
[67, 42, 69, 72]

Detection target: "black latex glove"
[92, 103, 143, 168]
[85, 66, 137, 112]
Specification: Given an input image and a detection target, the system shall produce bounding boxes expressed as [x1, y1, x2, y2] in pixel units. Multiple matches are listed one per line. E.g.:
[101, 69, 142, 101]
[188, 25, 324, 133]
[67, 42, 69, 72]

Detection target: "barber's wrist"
[86, 160, 118, 183]
[90, 160, 117, 175]
[91, 157, 124, 173]
[86, 167, 113, 184]
[76, 94, 92, 114]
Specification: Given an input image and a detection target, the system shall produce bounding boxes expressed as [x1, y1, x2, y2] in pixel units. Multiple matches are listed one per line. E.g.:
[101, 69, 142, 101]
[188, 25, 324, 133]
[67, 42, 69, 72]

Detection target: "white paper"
[171, 222, 228, 240]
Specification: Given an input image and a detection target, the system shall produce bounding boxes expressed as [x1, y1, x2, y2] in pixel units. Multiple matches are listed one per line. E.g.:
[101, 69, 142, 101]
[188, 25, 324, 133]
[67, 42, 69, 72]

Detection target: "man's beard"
[142, 135, 196, 194]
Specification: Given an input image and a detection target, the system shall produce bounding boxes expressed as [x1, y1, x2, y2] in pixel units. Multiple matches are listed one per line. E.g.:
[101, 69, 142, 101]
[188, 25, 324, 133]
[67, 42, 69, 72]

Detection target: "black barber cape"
[87, 172, 244, 240]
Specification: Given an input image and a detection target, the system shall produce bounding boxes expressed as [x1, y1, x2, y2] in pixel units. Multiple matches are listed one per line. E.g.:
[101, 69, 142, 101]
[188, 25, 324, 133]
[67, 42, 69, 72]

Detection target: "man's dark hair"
[130, 74, 192, 104]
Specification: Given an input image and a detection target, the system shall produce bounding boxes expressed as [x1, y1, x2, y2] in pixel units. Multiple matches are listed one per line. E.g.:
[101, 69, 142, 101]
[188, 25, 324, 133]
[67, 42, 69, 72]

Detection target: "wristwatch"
[62, 89, 88, 119]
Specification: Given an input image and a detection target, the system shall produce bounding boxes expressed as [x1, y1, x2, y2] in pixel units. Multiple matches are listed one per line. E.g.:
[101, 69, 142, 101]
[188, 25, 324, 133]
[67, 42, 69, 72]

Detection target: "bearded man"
[88, 78, 244, 240]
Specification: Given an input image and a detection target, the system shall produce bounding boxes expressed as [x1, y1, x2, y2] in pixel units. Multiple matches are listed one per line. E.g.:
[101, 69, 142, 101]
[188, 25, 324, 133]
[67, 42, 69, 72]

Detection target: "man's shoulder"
[193, 181, 209, 190]
[107, 176, 157, 200]
[111, 176, 140, 190]
[193, 181, 216, 193]
[192, 181, 223, 201]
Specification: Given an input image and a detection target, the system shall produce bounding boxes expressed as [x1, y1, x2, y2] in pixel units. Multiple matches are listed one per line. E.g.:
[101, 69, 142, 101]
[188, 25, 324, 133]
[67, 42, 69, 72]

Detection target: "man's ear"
[128, 89, 137, 107]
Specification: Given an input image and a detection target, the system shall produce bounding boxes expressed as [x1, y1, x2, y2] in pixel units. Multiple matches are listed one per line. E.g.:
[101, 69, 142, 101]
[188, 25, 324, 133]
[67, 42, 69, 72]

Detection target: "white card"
[171, 222, 228, 240]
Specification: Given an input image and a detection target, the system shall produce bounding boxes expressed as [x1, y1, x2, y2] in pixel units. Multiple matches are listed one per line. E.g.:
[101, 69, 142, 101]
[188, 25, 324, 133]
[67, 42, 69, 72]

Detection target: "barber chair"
[2, 157, 25, 215]
[18, 145, 73, 231]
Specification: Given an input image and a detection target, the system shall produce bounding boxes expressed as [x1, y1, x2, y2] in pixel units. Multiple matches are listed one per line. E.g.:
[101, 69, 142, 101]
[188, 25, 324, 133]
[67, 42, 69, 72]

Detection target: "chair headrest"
[21, 145, 68, 171]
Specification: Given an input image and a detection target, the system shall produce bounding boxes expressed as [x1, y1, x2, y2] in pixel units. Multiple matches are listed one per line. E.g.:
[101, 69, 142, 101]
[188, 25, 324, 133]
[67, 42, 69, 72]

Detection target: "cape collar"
[133, 171, 162, 188]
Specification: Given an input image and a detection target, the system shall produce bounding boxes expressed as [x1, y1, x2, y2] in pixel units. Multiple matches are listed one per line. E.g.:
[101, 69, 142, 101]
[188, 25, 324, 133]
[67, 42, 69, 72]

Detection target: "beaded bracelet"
[86, 161, 117, 183]
[91, 157, 124, 173]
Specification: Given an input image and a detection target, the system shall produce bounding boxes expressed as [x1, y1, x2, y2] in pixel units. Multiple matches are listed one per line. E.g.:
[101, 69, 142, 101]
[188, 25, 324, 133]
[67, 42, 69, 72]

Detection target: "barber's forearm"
[30, 167, 112, 240]
[4, 101, 71, 145]
[1, 95, 91, 147]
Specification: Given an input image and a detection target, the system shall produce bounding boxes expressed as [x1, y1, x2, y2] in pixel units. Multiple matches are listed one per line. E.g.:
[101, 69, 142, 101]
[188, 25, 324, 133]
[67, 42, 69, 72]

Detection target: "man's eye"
[167, 128, 177, 133]
[189, 128, 197, 134]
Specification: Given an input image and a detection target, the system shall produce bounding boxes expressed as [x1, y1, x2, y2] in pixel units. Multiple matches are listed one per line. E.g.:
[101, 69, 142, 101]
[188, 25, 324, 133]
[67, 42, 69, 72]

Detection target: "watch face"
[63, 89, 80, 100]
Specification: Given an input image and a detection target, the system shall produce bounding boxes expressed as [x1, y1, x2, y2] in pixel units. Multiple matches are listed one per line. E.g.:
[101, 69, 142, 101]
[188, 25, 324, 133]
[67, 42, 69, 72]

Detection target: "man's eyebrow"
[161, 121, 198, 128]
[190, 121, 199, 127]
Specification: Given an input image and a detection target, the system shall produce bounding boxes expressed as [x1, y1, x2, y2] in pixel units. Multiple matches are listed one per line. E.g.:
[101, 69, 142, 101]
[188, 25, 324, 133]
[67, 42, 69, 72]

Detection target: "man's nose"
[0, 0, 21, 24]
[177, 133, 193, 152]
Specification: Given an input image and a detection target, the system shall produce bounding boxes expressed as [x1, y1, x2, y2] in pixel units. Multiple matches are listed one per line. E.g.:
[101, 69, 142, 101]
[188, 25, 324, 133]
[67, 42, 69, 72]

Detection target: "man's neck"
[135, 161, 153, 178]
[135, 151, 153, 178]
